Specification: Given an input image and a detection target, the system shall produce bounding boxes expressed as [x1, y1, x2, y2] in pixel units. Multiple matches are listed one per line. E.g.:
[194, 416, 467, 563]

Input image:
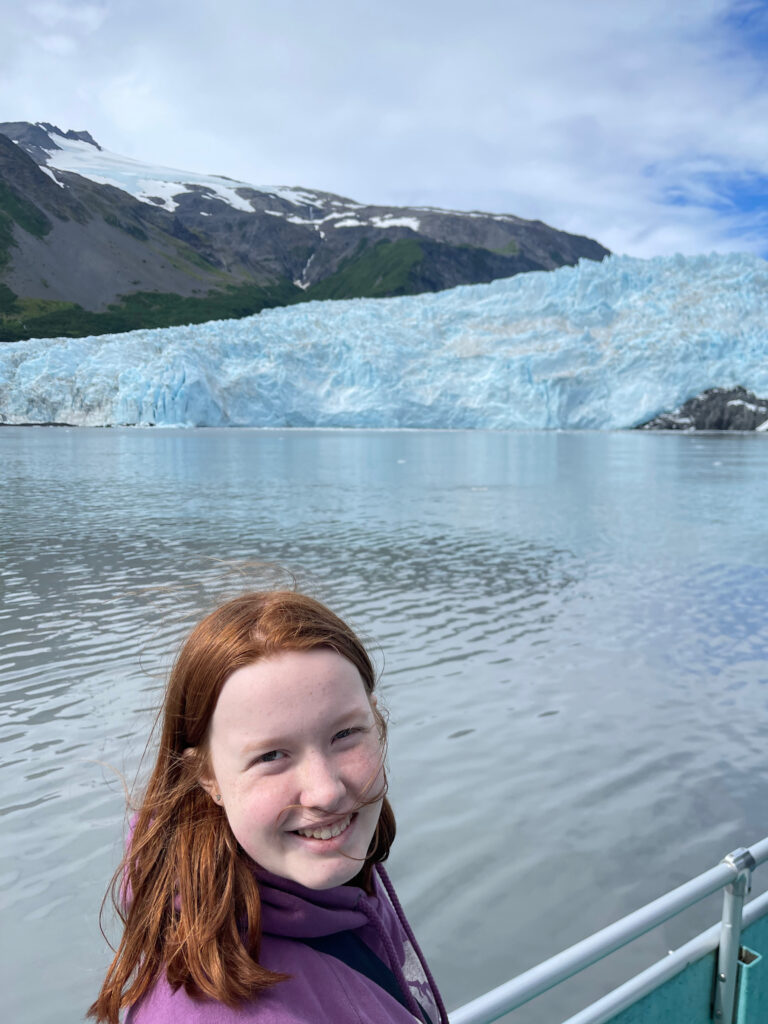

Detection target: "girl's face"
[200, 648, 384, 890]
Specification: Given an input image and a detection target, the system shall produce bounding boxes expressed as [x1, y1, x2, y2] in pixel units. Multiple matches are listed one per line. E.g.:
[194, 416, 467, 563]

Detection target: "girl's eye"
[255, 750, 285, 764]
[333, 727, 361, 741]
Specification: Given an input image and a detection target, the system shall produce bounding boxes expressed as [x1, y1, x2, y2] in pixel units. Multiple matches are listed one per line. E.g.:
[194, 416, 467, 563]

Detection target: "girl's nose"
[299, 753, 347, 810]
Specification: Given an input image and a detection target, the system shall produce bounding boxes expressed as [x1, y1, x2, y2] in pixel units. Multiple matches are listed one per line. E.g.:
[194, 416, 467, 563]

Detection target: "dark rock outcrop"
[637, 387, 768, 431]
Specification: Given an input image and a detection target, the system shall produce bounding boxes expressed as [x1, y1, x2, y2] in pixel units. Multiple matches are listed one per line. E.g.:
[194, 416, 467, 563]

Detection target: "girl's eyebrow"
[241, 736, 290, 757]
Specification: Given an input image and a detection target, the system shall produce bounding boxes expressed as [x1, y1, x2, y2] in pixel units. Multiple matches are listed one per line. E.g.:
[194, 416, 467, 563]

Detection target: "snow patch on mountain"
[370, 216, 421, 230]
[39, 134, 263, 213]
[28, 125, 326, 215]
[38, 165, 64, 188]
[2, 252, 766, 429]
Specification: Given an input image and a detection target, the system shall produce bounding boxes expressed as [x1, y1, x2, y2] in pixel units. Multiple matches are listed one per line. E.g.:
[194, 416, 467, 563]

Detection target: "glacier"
[1, 252, 767, 429]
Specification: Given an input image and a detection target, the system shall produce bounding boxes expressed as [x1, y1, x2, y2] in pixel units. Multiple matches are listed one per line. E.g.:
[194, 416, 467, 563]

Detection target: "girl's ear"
[184, 747, 219, 800]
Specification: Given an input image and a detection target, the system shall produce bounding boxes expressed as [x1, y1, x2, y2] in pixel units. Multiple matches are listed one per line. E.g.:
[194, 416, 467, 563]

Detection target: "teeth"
[295, 814, 352, 840]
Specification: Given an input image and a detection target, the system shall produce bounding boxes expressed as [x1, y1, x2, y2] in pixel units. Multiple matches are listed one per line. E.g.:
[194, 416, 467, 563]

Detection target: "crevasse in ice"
[1, 252, 767, 428]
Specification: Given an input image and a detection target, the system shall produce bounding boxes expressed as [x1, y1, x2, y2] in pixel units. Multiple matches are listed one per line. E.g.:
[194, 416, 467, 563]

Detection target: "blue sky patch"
[645, 159, 768, 255]
[720, 0, 768, 61]
[659, 171, 768, 215]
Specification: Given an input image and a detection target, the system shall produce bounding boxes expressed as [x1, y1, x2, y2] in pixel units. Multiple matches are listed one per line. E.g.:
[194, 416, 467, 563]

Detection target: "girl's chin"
[279, 850, 362, 889]
[297, 868, 360, 890]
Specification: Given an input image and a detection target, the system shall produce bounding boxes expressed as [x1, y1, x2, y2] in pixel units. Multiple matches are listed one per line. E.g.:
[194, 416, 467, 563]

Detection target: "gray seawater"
[1, 427, 767, 1024]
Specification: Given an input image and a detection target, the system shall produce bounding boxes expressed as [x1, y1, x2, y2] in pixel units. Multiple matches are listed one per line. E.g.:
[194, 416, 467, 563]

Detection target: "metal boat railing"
[448, 835, 768, 1024]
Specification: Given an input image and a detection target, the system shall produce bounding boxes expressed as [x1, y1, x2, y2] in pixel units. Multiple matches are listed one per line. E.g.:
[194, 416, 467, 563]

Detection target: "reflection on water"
[1, 427, 767, 1024]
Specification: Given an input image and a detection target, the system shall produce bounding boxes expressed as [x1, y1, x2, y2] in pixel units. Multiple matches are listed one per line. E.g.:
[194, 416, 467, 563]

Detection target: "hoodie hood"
[255, 864, 447, 1024]
[256, 865, 375, 938]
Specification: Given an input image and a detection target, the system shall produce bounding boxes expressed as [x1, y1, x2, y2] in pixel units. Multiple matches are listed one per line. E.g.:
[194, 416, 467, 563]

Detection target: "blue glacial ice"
[1, 252, 767, 429]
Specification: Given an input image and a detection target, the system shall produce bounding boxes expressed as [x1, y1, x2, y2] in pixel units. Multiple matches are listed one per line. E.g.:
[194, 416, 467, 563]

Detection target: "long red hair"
[89, 591, 395, 1024]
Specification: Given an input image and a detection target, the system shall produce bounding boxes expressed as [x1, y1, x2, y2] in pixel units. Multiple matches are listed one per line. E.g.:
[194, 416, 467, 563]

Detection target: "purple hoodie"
[126, 864, 448, 1024]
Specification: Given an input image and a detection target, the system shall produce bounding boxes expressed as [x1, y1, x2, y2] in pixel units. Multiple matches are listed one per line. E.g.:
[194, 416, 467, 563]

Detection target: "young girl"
[90, 591, 448, 1024]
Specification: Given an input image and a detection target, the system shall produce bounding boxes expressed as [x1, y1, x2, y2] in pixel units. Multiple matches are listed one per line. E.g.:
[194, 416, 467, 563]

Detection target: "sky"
[4, 0, 768, 258]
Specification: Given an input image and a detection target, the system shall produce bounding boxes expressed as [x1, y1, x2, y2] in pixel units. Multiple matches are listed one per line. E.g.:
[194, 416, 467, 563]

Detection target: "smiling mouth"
[292, 813, 354, 841]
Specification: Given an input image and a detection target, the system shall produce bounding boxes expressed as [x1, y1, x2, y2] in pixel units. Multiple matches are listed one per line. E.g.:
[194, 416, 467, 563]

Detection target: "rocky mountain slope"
[0, 121, 609, 341]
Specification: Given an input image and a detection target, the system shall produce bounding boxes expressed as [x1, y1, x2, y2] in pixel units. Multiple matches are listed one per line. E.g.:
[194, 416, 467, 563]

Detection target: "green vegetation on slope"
[0, 182, 52, 238]
[0, 218, 15, 271]
[103, 214, 148, 242]
[492, 239, 519, 255]
[113, 280, 301, 325]
[0, 181, 53, 271]
[0, 283, 19, 314]
[0, 278, 302, 342]
[304, 238, 424, 300]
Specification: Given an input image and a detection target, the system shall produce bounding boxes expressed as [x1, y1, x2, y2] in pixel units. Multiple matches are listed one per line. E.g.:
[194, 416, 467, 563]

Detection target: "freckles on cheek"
[354, 747, 385, 792]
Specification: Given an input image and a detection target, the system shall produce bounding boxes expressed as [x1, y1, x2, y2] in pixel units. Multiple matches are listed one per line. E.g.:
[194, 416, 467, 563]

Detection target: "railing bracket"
[711, 853, 753, 1024]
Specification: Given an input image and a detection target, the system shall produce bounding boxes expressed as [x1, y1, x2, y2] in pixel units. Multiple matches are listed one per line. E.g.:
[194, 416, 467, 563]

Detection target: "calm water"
[2, 427, 767, 1024]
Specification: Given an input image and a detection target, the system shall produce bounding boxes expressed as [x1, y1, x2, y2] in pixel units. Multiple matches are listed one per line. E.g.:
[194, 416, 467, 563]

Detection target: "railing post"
[712, 848, 755, 1024]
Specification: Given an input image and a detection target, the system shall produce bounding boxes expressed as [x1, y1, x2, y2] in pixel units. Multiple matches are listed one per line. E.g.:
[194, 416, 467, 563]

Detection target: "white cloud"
[37, 33, 78, 54]
[29, 1, 107, 32]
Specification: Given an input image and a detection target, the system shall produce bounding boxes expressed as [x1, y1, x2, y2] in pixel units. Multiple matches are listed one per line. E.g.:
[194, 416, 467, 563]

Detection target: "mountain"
[2, 252, 766, 429]
[0, 121, 609, 341]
